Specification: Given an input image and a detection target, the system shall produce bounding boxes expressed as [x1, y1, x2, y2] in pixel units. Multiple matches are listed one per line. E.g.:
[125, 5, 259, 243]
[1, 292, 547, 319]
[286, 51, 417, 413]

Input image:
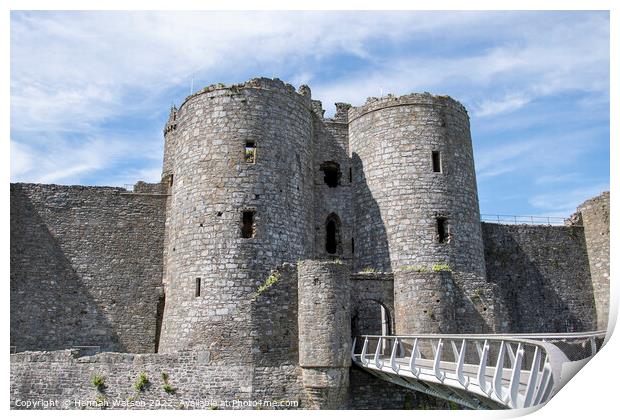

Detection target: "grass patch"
[134, 372, 149, 392]
[250, 271, 281, 301]
[91, 374, 105, 391]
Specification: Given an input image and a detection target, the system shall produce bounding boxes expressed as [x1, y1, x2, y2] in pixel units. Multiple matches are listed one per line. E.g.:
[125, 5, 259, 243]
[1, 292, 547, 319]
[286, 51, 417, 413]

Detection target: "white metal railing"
[480, 214, 571, 226]
[351, 331, 606, 409]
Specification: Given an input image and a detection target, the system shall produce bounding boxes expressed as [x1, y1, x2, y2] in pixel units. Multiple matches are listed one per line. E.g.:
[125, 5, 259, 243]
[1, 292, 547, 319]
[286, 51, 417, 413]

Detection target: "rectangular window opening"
[432, 151, 442, 173]
[349, 167, 353, 183]
[437, 217, 448, 243]
[195, 278, 201, 297]
[169, 174, 174, 187]
[241, 210, 256, 238]
[245, 141, 256, 164]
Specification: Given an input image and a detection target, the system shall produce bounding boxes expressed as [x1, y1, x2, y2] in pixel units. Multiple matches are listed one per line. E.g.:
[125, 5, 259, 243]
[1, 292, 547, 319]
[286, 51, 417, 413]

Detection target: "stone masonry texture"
[574, 192, 610, 330]
[298, 260, 350, 409]
[158, 78, 315, 358]
[482, 223, 597, 332]
[348, 94, 500, 334]
[10, 77, 610, 410]
[11, 183, 166, 354]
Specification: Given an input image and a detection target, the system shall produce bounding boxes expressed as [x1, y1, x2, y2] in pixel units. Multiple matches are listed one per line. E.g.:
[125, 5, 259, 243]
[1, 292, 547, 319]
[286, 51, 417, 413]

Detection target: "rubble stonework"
[10, 77, 610, 409]
[573, 192, 610, 330]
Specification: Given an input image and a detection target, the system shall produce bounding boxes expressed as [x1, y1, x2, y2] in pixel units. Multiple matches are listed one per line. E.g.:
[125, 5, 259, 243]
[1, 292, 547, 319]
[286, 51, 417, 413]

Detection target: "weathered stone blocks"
[298, 260, 350, 409]
[159, 78, 315, 356]
[394, 270, 457, 335]
[575, 192, 610, 330]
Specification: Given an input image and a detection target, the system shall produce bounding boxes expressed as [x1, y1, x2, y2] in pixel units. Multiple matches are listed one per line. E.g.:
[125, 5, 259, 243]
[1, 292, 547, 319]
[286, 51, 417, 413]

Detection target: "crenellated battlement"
[178, 77, 312, 113]
[348, 92, 468, 123]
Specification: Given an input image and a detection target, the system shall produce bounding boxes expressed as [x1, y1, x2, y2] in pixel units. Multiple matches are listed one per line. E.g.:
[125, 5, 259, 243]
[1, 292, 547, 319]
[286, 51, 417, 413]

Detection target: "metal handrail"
[480, 214, 573, 226]
[351, 331, 605, 409]
[358, 331, 607, 340]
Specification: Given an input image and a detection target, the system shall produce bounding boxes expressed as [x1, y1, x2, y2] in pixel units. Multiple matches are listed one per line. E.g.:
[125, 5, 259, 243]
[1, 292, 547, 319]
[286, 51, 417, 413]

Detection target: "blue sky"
[10, 11, 609, 217]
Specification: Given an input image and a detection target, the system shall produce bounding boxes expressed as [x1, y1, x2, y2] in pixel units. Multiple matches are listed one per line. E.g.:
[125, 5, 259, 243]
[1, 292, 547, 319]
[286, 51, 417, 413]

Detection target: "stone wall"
[10, 183, 166, 353]
[311, 102, 353, 264]
[249, 263, 305, 402]
[10, 349, 447, 410]
[158, 78, 316, 355]
[298, 260, 351, 409]
[348, 94, 497, 334]
[348, 94, 485, 274]
[482, 222, 597, 332]
[348, 367, 453, 410]
[10, 78, 608, 410]
[9, 350, 300, 410]
[394, 271, 457, 334]
[573, 192, 610, 329]
[350, 272, 394, 336]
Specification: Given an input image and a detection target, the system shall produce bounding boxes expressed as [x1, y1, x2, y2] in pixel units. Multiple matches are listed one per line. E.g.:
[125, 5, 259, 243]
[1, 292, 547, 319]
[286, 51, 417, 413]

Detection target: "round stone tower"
[349, 93, 500, 333]
[158, 78, 315, 356]
[298, 260, 351, 409]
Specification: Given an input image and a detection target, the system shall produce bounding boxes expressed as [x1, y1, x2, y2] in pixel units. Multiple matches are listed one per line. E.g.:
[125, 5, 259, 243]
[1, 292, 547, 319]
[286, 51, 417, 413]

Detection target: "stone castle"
[10, 77, 610, 409]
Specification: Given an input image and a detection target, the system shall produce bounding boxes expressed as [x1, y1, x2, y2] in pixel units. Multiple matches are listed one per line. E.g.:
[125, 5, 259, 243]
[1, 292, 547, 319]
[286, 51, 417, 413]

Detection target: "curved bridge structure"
[352, 332, 607, 409]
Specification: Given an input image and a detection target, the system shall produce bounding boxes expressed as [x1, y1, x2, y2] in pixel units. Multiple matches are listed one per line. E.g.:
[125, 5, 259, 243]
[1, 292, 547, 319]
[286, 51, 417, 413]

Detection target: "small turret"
[163, 106, 177, 136]
[161, 105, 177, 182]
[298, 84, 312, 98]
[333, 102, 351, 123]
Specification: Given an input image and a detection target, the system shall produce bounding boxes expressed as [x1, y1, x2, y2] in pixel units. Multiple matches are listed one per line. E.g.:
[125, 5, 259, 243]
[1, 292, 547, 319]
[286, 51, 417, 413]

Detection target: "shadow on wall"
[449, 278, 494, 334]
[351, 153, 391, 273]
[250, 264, 299, 368]
[482, 223, 597, 333]
[351, 299, 394, 336]
[10, 185, 122, 352]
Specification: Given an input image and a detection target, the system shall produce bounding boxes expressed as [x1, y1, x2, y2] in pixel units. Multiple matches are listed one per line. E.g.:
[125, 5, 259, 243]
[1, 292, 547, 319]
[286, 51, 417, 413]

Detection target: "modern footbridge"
[351, 331, 607, 409]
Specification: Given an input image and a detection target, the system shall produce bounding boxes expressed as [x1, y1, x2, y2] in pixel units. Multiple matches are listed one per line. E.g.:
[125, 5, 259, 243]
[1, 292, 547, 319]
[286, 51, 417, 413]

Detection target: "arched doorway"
[351, 299, 392, 337]
[325, 213, 342, 255]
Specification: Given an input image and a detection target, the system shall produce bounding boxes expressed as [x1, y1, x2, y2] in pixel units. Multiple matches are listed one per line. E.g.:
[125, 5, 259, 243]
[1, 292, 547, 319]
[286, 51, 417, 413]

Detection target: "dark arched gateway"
[325, 213, 342, 255]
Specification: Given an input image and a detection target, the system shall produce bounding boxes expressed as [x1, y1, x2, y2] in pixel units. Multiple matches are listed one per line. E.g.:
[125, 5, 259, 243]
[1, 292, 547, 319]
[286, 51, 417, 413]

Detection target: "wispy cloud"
[529, 184, 610, 216]
[475, 141, 536, 179]
[473, 94, 531, 118]
[534, 173, 580, 186]
[10, 132, 162, 186]
[10, 11, 609, 216]
[11, 11, 609, 130]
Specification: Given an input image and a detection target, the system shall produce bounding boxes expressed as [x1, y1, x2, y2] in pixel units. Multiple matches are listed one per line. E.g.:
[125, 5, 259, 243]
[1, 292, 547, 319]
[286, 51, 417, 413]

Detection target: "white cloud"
[10, 134, 161, 185]
[529, 184, 610, 216]
[94, 166, 163, 188]
[475, 141, 536, 178]
[10, 141, 34, 176]
[473, 94, 531, 118]
[534, 173, 580, 186]
[12, 11, 609, 129]
[10, 11, 609, 191]
[12, 11, 453, 131]
[311, 12, 608, 116]
[11, 138, 104, 184]
[475, 124, 607, 181]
